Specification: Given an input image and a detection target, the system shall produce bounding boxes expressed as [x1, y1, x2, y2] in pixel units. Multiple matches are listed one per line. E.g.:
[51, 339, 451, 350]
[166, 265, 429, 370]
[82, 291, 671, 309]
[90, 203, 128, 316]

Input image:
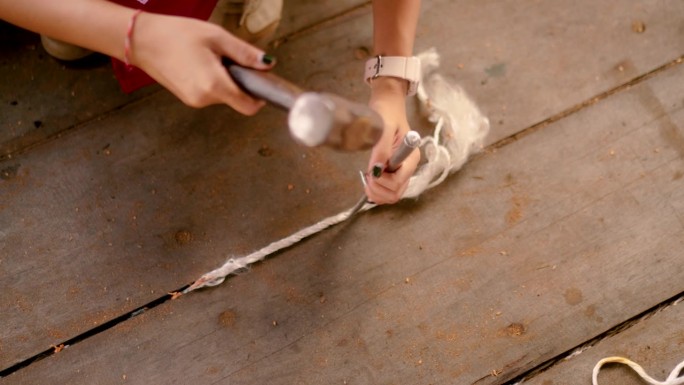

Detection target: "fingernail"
[372, 163, 384, 178]
[261, 54, 276, 65]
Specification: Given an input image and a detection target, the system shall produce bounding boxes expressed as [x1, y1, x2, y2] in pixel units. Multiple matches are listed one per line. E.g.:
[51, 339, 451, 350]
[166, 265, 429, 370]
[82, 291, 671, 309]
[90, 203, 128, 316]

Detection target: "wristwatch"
[364, 55, 421, 96]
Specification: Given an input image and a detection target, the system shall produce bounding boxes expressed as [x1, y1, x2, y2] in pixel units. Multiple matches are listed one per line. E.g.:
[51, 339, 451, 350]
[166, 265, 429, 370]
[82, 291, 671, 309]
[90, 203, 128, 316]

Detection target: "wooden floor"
[2, 1, 683, 384]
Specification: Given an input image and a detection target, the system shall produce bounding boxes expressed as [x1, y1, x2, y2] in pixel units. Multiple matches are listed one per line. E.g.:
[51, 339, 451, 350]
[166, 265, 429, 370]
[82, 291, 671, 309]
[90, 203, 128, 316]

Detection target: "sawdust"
[14, 295, 33, 312]
[47, 328, 67, 340]
[503, 323, 526, 337]
[218, 310, 237, 328]
[285, 286, 307, 304]
[584, 304, 596, 317]
[66, 285, 81, 300]
[564, 287, 583, 305]
[459, 246, 482, 257]
[584, 304, 604, 323]
[505, 195, 528, 225]
[631, 20, 646, 33]
[435, 330, 459, 342]
[174, 230, 192, 245]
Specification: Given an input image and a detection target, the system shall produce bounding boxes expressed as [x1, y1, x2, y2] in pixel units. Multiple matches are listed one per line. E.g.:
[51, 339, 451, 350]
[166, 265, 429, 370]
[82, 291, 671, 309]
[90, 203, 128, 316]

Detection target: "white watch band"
[364, 56, 421, 96]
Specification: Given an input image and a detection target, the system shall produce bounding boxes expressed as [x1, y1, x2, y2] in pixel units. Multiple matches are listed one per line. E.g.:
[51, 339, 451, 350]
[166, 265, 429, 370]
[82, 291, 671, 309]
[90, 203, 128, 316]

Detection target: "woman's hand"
[130, 13, 274, 114]
[364, 77, 420, 204]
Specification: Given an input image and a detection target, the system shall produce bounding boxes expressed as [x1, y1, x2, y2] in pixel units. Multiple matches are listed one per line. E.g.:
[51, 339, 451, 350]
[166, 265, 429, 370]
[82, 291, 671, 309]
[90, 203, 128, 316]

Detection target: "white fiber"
[184, 48, 490, 294]
[593, 357, 684, 385]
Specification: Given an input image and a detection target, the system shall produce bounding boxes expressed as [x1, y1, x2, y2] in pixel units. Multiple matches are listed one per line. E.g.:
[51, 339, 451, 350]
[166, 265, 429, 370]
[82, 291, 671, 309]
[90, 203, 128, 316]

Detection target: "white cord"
[593, 357, 684, 385]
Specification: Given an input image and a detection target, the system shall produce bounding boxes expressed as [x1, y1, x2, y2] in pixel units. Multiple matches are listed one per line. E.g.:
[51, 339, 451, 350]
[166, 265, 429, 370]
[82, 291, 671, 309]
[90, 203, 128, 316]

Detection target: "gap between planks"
[0, 285, 190, 378]
[0, 90, 161, 162]
[488, 55, 684, 152]
[499, 291, 684, 385]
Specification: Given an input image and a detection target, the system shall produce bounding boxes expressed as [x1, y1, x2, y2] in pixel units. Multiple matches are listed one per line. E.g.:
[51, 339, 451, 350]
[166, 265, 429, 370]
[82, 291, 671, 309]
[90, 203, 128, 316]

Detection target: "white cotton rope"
[183, 48, 490, 294]
[593, 357, 684, 385]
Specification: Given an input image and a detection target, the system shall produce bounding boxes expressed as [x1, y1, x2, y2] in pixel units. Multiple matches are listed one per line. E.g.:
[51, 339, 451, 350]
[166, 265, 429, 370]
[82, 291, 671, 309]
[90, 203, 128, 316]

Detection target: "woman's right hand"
[130, 12, 274, 115]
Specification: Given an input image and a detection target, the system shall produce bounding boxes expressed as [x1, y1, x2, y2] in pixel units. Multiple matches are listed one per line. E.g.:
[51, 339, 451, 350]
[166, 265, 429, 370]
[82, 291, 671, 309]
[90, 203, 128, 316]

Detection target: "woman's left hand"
[364, 77, 421, 204]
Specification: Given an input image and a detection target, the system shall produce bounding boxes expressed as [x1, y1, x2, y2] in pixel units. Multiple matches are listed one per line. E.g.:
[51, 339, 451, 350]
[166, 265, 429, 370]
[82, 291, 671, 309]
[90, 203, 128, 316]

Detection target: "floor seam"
[499, 291, 684, 385]
[488, 55, 684, 152]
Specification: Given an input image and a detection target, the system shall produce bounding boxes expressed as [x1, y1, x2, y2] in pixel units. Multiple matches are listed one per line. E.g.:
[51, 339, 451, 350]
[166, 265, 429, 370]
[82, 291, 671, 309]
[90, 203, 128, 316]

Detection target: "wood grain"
[1, 0, 683, 381]
[7, 56, 684, 385]
[525, 299, 684, 385]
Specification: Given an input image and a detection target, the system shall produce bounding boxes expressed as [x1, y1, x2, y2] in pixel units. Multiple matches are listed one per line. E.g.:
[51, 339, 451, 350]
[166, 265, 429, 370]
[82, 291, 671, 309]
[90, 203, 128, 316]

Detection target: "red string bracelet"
[124, 9, 144, 67]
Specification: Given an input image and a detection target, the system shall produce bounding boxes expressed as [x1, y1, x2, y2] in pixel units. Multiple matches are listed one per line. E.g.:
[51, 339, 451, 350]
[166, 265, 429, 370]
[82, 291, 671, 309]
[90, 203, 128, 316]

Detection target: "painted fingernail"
[261, 54, 276, 65]
[372, 163, 384, 178]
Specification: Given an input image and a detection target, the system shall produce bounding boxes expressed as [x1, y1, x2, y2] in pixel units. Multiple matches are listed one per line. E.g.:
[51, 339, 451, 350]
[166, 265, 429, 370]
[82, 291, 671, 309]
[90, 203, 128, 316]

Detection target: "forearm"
[363, 1, 421, 204]
[0, 0, 135, 61]
[370, 0, 421, 96]
[372, 0, 420, 56]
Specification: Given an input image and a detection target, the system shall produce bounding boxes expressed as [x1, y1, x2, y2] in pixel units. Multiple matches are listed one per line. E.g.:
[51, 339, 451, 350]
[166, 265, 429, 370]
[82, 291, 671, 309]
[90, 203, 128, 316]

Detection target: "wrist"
[368, 80, 409, 123]
[124, 9, 144, 66]
[364, 55, 421, 96]
[369, 77, 409, 99]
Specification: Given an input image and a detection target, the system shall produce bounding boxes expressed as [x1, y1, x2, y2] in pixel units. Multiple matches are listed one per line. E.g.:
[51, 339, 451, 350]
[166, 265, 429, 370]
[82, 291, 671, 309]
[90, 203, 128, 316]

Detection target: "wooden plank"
[0, 90, 364, 369]
[7, 56, 684, 384]
[525, 300, 684, 385]
[277, 0, 369, 42]
[2, 0, 683, 375]
[0, 21, 159, 158]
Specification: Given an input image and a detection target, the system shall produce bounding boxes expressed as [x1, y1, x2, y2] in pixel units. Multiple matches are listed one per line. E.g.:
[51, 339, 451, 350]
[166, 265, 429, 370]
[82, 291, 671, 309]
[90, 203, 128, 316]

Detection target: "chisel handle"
[387, 130, 422, 172]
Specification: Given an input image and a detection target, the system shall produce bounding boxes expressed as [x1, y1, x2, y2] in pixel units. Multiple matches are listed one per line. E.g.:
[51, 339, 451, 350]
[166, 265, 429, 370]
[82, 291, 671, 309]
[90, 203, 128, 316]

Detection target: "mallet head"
[288, 92, 384, 151]
[226, 63, 384, 151]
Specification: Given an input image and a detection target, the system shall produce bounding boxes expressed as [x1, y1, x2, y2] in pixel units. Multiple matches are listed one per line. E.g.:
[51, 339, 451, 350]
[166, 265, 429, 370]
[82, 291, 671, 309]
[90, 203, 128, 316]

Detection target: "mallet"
[224, 60, 384, 151]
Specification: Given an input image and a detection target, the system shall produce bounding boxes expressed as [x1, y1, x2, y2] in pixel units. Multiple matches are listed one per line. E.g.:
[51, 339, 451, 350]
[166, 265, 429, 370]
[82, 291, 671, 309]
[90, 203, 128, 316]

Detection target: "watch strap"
[364, 56, 421, 96]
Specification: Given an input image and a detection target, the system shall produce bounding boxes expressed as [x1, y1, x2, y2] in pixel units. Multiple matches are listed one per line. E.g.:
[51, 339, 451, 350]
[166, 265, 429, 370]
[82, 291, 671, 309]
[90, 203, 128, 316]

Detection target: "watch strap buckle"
[364, 55, 421, 96]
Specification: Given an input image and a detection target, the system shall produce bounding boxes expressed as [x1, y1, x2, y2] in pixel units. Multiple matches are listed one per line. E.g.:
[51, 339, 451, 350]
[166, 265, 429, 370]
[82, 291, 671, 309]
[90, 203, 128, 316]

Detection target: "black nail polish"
[372, 163, 384, 178]
[261, 54, 275, 65]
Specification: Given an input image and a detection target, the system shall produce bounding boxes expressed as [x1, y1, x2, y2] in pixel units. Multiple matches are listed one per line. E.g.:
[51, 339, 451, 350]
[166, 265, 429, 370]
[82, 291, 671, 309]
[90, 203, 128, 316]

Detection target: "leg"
[208, 0, 283, 48]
